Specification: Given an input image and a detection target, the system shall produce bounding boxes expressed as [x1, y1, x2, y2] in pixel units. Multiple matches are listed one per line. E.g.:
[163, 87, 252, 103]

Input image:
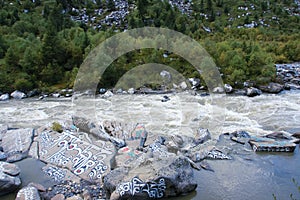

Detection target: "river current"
[0, 90, 299, 200]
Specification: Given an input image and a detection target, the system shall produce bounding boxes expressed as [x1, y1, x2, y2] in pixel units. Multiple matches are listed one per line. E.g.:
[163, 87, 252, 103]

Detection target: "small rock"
[0, 161, 21, 195]
[10, 90, 27, 99]
[188, 78, 200, 89]
[27, 89, 40, 97]
[0, 93, 9, 101]
[51, 193, 65, 200]
[0, 152, 7, 161]
[16, 186, 41, 200]
[52, 93, 61, 98]
[66, 195, 83, 200]
[259, 82, 284, 94]
[246, 87, 262, 97]
[103, 90, 113, 98]
[128, 88, 135, 94]
[99, 88, 106, 94]
[179, 81, 188, 90]
[161, 95, 170, 102]
[194, 128, 211, 145]
[213, 86, 225, 93]
[224, 84, 233, 93]
[28, 182, 46, 192]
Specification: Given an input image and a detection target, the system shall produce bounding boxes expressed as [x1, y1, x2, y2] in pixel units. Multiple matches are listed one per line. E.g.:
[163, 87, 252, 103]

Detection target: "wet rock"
[0, 152, 8, 161]
[194, 128, 211, 145]
[128, 88, 135, 94]
[10, 90, 27, 99]
[51, 193, 65, 200]
[224, 84, 233, 93]
[16, 186, 41, 200]
[0, 93, 9, 101]
[99, 88, 106, 94]
[0, 161, 21, 195]
[161, 95, 170, 102]
[103, 91, 114, 98]
[52, 93, 61, 98]
[2, 128, 34, 162]
[188, 78, 200, 89]
[27, 89, 40, 97]
[213, 86, 225, 93]
[179, 81, 188, 90]
[28, 182, 46, 192]
[246, 87, 262, 97]
[105, 155, 197, 199]
[292, 132, 300, 139]
[259, 82, 284, 94]
[28, 141, 39, 159]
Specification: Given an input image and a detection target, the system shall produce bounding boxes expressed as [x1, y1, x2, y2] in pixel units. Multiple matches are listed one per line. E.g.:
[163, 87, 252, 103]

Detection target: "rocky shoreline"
[0, 115, 299, 200]
[1, 63, 300, 102]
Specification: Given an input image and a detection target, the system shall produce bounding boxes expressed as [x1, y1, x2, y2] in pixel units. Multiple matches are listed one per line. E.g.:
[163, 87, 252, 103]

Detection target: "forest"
[0, 0, 299, 93]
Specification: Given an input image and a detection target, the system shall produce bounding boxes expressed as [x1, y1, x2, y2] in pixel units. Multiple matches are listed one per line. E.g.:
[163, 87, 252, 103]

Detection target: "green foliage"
[51, 122, 63, 133]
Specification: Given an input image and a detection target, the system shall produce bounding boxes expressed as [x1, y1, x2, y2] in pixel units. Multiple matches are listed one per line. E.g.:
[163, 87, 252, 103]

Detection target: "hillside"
[0, 0, 299, 93]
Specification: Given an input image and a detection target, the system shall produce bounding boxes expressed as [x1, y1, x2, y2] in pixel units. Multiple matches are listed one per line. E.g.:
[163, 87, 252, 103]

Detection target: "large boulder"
[105, 154, 197, 200]
[259, 82, 284, 94]
[1, 128, 34, 162]
[0, 161, 21, 195]
[246, 87, 262, 97]
[16, 186, 41, 200]
[0, 93, 9, 101]
[10, 90, 27, 99]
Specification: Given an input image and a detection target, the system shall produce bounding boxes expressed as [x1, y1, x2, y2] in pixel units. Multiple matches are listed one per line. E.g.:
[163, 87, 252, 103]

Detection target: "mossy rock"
[51, 122, 63, 133]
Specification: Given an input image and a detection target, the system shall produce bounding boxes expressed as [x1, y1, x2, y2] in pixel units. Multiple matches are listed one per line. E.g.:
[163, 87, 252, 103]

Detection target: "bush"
[14, 78, 34, 92]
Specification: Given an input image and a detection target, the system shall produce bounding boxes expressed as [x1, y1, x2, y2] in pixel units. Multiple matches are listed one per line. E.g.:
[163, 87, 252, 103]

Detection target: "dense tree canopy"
[0, 0, 299, 93]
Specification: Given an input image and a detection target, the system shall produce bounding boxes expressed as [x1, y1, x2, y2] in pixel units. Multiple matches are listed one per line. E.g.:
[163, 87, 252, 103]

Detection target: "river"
[0, 90, 300, 200]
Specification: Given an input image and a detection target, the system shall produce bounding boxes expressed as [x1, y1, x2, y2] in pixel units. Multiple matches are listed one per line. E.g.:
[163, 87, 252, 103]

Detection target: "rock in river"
[0, 161, 21, 195]
[259, 82, 284, 94]
[10, 90, 27, 99]
[246, 87, 262, 97]
[0, 93, 9, 101]
[16, 186, 41, 200]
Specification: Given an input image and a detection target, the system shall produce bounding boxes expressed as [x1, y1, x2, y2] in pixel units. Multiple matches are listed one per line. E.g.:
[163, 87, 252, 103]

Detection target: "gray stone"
[259, 82, 284, 94]
[224, 84, 233, 93]
[28, 182, 46, 192]
[52, 93, 61, 98]
[246, 87, 262, 97]
[0, 152, 7, 161]
[179, 81, 188, 90]
[0, 93, 9, 101]
[0, 161, 21, 195]
[2, 128, 34, 162]
[0, 124, 8, 141]
[16, 186, 41, 200]
[10, 90, 27, 99]
[128, 88, 135, 94]
[194, 128, 211, 145]
[188, 78, 200, 89]
[50, 194, 65, 200]
[103, 90, 114, 98]
[213, 86, 225, 93]
[28, 141, 39, 159]
[105, 155, 197, 200]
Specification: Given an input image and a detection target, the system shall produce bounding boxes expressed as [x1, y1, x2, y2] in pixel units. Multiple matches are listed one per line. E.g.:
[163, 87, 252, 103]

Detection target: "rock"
[66, 195, 83, 200]
[103, 90, 114, 98]
[128, 88, 135, 94]
[0, 93, 9, 101]
[28, 141, 39, 159]
[0, 161, 21, 195]
[51, 193, 65, 200]
[259, 82, 284, 93]
[0, 152, 7, 161]
[206, 149, 231, 160]
[99, 88, 106, 94]
[0, 125, 8, 141]
[28, 182, 46, 192]
[27, 89, 40, 97]
[243, 81, 254, 88]
[160, 70, 172, 82]
[105, 155, 197, 199]
[42, 164, 81, 183]
[179, 81, 188, 90]
[52, 93, 61, 98]
[224, 84, 233, 93]
[116, 88, 123, 94]
[246, 87, 262, 97]
[16, 186, 41, 200]
[10, 90, 27, 99]
[212, 86, 225, 93]
[188, 78, 200, 89]
[194, 128, 211, 145]
[292, 132, 300, 139]
[2, 128, 34, 162]
[37, 129, 116, 183]
[161, 95, 170, 102]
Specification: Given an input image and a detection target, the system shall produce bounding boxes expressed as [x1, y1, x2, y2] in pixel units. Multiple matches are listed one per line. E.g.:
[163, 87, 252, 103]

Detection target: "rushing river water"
[0, 90, 300, 200]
